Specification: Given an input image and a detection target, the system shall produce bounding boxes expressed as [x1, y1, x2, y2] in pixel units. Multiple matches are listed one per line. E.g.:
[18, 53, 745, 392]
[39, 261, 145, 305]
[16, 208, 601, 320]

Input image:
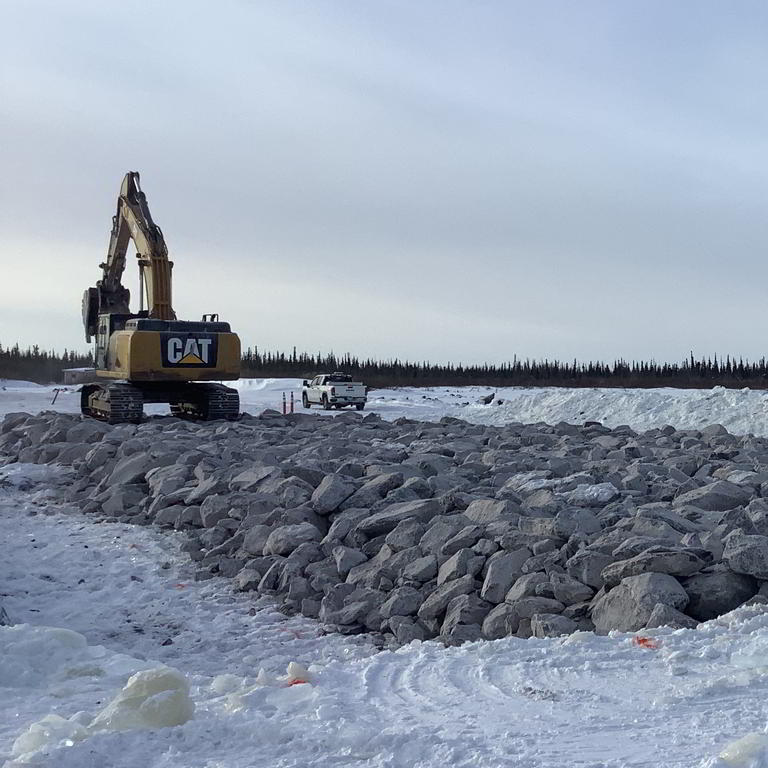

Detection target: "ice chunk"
[90, 666, 194, 731]
[11, 714, 88, 758]
[716, 731, 768, 766]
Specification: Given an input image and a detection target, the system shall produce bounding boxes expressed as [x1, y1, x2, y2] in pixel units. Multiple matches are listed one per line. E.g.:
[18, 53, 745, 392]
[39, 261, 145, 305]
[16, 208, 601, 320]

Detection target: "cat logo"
[161, 333, 218, 367]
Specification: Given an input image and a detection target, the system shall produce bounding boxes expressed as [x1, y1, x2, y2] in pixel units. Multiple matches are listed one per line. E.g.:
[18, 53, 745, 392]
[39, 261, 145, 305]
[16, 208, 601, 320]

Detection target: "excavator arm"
[84, 172, 175, 341]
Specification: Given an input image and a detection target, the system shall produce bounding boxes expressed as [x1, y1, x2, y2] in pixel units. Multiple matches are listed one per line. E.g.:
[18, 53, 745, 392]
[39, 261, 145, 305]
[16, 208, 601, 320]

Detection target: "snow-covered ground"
[4, 378, 768, 435]
[2, 468, 768, 767]
[6, 381, 768, 765]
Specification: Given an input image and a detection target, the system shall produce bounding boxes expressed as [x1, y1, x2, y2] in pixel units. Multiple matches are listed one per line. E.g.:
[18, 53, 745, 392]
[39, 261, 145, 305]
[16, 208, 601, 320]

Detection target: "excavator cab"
[80, 172, 241, 423]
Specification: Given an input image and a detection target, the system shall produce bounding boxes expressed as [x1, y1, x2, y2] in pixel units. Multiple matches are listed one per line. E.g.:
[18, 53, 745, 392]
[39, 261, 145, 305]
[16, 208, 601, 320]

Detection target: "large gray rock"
[564, 483, 619, 507]
[506, 596, 565, 619]
[480, 548, 531, 604]
[388, 616, 428, 644]
[723, 534, 768, 579]
[263, 522, 323, 556]
[682, 570, 757, 620]
[230, 465, 280, 491]
[437, 548, 485, 585]
[550, 572, 594, 605]
[106, 453, 154, 487]
[311, 474, 356, 514]
[65, 420, 111, 444]
[481, 603, 520, 639]
[600, 547, 707, 587]
[417, 574, 476, 620]
[332, 545, 368, 577]
[381, 586, 423, 618]
[402, 555, 438, 582]
[673, 481, 750, 512]
[385, 519, 425, 552]
[441, 525, 484, 557]
[242, 524, 272, 556]
[356, 499, 441, 537]
[531, 613, 578, 637]
[645, 603, 698, 630]
[441, 594, 492, 643]
[553, 508, 602, 538]
[463, 499, 517, 525]
[341, 473, 403, 509]
[505, 572, 549, 602]
[565, 550, 613, 589]
[591, 573, 689, 633]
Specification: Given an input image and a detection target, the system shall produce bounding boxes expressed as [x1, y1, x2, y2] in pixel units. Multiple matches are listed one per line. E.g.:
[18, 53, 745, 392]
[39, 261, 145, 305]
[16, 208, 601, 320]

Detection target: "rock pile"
[3, 409, 768, 645]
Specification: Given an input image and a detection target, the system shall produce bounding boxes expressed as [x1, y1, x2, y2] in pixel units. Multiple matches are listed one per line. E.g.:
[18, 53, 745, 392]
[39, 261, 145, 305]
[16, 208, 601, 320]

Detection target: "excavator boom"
[80, 171, 241, 423]
[100, 172, 175, 321]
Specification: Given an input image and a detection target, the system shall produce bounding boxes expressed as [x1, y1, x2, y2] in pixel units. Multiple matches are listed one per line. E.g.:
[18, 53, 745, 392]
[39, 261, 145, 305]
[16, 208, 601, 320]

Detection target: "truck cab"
[302, 373, 367, 411]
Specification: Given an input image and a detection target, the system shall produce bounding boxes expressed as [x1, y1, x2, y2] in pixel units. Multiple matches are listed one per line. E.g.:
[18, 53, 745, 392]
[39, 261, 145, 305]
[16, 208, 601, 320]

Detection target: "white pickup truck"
[302, 373, 367, 410]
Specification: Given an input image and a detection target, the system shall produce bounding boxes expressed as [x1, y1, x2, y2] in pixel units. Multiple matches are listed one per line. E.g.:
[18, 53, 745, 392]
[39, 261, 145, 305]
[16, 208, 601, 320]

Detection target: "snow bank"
[458, 384, 768, 435]
[4, 376, 768, 436]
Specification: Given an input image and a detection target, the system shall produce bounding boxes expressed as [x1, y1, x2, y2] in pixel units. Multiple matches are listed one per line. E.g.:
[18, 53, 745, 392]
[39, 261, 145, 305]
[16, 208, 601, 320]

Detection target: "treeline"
[4, 340, 768, 389]
[244, 348, 768, 389]
[0, 343, 92, 384]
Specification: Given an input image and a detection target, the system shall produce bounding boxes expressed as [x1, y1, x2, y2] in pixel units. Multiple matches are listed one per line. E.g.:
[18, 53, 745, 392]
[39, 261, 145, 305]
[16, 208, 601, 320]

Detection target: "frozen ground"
[5, 382, 768, 766]
[3, 468, 768, 767]
[3, 378, 768, 436]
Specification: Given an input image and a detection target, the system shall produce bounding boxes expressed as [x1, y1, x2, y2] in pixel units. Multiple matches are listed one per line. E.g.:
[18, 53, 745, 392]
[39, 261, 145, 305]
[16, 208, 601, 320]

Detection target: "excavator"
[80, 172, 241, 423]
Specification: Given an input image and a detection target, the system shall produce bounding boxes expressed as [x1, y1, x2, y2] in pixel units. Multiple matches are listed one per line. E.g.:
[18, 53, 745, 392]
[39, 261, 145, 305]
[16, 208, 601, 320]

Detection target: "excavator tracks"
[81, 382, 239, 424]
[169, 383, 240, 421]
[81, 382, 144, 424]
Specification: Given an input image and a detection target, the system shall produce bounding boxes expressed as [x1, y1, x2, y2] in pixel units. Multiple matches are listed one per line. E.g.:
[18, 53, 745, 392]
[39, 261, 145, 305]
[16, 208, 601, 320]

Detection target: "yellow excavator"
[80, 172, 241, 423]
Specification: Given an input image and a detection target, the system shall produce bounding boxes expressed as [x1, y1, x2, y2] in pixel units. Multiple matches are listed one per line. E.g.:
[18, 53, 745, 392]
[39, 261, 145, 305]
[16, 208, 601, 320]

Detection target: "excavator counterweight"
[80, 172, 241, 423]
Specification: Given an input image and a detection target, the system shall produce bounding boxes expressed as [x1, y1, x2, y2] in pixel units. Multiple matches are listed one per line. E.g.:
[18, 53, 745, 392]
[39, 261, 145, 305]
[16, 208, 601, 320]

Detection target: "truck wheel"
[322, 394, 331, 410]
[302, 392, 310, 409]
[356, 403, 365, 411]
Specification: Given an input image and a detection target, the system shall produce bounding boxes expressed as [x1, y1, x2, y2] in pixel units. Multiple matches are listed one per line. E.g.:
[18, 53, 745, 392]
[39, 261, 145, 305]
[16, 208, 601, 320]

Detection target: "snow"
[7, 382, 768, 765]
[2, 464, 768, 766]
[3, 378, 768, 436]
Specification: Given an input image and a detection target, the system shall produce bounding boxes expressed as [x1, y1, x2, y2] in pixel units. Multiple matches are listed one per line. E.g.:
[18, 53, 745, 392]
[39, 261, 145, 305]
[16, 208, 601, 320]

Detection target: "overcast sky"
[2, 1, 768, 365]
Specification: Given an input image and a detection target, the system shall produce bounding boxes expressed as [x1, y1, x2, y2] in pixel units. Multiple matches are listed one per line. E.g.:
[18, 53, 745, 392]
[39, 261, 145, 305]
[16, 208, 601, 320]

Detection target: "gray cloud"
[2, 1, 768, 364]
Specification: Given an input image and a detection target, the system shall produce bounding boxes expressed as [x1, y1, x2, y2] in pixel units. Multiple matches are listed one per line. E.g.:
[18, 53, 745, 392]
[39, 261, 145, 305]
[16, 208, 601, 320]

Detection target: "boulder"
[381, 586, 423, 618]
[356, 499, 441, 537]
[417, 574, 476, 620]
[530, 613, 578, 638]
[402, 555, 438, 582]
[673, 481, 750, 512]
[480, 548, 530, 604]
[437, 548, 485, 585]
[682, 570, 757, 621]
[565, 550, 613, 589]
[106, 453, 154, 487]
[505, 573, 549, 603]
[599, 547, 707, 587]
[550, 572, 594, 605]
[311, 474, 356, 514]
[591, 573, 689, 633]
[263, 522, 323, 556]
[332, 545, 368, 577]
[341, 473, 403, 509]
[723, 534, 768, 579]
[441, 594, 492, 642]
[564, 483, 619, 507]
[385, 519, 425, 552]
[481, 603, 520, 639]
[645, 603, 698, 630]
[506, 596, 565, 619]
[463, 499, 517, 525]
